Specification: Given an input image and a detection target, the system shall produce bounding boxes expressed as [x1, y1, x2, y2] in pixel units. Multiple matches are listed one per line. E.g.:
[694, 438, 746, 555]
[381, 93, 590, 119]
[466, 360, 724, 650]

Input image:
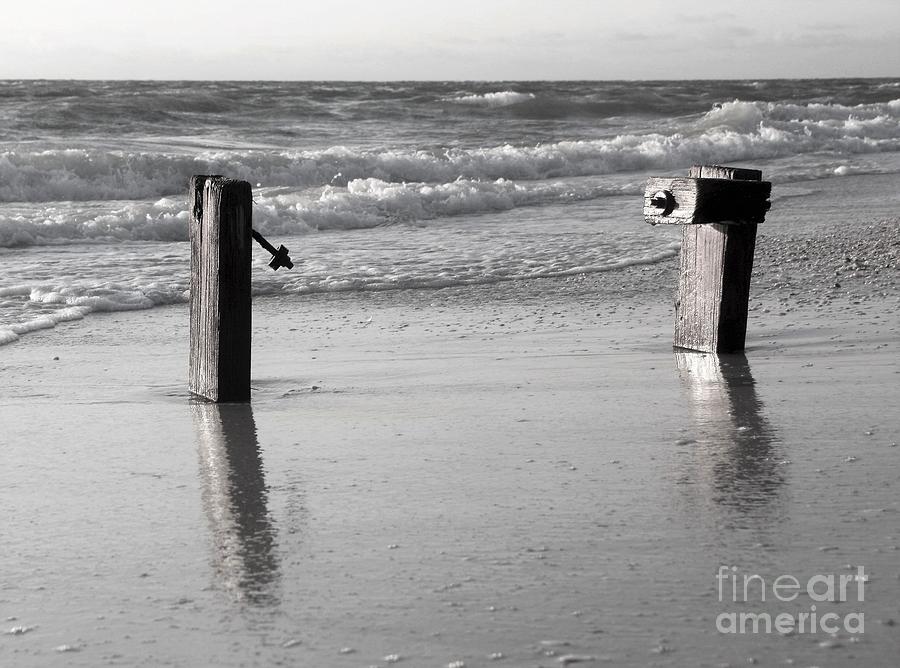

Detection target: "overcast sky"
[4, 0, 899, 80]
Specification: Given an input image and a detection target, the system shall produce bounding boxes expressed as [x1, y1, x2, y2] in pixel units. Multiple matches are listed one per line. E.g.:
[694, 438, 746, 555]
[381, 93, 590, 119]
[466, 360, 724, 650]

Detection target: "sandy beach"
[3, 172, 899, 667]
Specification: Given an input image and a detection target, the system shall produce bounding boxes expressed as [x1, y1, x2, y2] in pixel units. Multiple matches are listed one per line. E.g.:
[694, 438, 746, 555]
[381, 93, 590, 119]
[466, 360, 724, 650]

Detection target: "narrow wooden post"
[643, 165, 771, 353]
[676, 166, 760, 352]
[189, 175, 252, 402]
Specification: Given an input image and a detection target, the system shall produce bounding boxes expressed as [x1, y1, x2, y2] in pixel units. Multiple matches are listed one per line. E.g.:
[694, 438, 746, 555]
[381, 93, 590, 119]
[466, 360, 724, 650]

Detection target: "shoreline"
[3, 168, 900, 349]
[2, 216, 898, 403]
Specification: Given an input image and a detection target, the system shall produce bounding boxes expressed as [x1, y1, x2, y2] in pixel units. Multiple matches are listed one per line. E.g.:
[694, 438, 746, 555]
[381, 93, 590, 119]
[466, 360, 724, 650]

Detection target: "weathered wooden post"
[189, 175, 252, 402]
[643, 165, 771, 353]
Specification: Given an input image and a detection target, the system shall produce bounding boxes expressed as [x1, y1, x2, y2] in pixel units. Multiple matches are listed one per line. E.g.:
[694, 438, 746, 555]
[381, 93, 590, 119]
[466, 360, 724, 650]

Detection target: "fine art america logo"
[716, 565, 866, 635]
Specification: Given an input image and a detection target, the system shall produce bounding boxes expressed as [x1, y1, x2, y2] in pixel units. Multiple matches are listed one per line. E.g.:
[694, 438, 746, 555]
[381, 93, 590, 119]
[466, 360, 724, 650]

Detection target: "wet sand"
[2, 201, 900, 665]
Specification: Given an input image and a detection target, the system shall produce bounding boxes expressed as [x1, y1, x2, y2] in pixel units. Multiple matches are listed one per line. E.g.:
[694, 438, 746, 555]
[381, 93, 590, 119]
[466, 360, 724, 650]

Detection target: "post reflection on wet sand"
[674, 352, 784, 517]
[192, 402, 280, 606]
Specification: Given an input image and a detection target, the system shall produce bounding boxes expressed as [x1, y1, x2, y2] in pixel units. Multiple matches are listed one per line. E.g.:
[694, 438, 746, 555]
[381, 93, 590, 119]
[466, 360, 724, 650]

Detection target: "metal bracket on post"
[251, 229, 293, 270]
[643, 165, 772, 353]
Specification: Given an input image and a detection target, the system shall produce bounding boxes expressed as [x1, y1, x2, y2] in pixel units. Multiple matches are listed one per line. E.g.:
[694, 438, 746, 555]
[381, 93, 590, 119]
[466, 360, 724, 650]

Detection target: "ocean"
[2, 78, 900, 345]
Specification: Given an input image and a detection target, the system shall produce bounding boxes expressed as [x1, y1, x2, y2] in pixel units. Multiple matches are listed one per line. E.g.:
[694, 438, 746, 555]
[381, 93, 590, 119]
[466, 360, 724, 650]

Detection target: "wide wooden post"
[189, 175, 252, 402]
[644, 165, 771, 353]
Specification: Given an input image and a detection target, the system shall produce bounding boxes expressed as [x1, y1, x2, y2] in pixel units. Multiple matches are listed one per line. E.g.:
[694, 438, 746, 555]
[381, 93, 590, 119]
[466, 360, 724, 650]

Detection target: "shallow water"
[3, 78, 900, 344]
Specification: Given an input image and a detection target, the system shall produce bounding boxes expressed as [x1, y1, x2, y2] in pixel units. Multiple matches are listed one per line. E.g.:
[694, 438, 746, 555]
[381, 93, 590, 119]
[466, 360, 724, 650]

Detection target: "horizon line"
[2, 75, 898, 83]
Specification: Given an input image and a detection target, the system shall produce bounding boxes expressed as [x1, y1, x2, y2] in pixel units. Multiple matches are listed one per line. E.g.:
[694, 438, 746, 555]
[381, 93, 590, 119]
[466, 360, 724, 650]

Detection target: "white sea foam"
[0, 281, 189, 345]
[448, 91, 537, 107]
[0, 179, 628, 247]
[698, 99, 900, 140]
[1, 305, 90, 341]
[0, 329, 20, 344]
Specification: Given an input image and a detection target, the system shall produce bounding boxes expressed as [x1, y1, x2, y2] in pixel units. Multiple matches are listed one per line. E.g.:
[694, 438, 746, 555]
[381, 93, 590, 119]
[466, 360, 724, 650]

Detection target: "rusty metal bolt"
[650, 190, 676, 216]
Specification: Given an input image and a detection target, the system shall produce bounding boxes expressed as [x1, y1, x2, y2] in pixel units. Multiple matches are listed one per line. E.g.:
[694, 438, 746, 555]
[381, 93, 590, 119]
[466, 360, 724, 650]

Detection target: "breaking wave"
[2, 97, 898, 207]
[447, 91, 537, 107]
[0, 178, 631, 247]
